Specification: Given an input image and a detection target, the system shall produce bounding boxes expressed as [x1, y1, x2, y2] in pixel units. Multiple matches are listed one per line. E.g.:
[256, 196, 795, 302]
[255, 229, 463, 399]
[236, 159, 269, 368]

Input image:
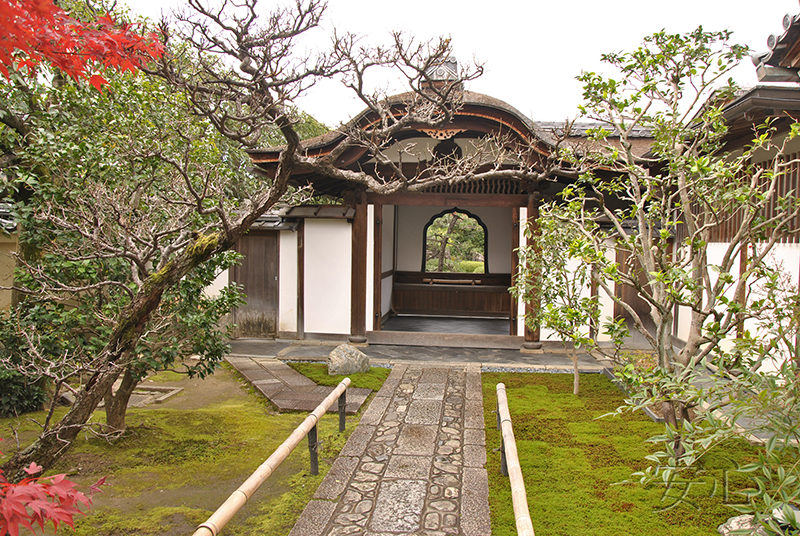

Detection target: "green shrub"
[0, 370, 47, 417]
[457, 260, 484, 273]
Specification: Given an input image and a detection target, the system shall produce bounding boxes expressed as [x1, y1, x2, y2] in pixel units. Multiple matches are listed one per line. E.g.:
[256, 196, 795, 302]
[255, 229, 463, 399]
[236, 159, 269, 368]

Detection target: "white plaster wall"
[514, 215, 613, 344]
[381, 278, 393, 317]
[759, 243, 800, 370]
[517, 207, 527, 336]
[366, 137, 498, 164]
[674, 242, 699, 342]
[279, 231, 298, 333]
[481, 207, 513, 273]
[670, 242, 800, 370]
[596, 241, 619, 343]
[304, 219, 351, 334]
[0, 235, 16, 309]
[204, 266, 229, 298]
[395, 205, 513, 273]
[381, 205, 395, 317]
[537, 255, 596, 343]
[382, 206, 395, 270]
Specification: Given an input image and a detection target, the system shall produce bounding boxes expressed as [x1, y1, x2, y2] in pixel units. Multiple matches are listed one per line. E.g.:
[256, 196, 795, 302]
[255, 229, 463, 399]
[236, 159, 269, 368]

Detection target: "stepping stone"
[225, 356, 371, 414]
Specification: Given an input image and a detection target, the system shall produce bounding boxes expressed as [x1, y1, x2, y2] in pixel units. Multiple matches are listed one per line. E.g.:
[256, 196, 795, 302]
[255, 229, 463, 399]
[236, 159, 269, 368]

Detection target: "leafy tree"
[513, 206, 605, 395]
[0, 63, 250, 431]
[525, 27, 800, 530]
[0, 0, 162, 88]
[547, 27, 800, 424]
[425, 212, 485, 272]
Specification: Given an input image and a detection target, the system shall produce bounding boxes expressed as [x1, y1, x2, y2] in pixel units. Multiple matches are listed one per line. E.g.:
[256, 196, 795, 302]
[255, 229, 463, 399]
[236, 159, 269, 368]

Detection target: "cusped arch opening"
[422, 208, 488, 273]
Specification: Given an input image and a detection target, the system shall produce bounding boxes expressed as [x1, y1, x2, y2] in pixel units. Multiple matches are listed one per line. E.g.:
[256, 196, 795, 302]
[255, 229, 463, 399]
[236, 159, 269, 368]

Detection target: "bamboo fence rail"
[192, 378, 351, 536]
[496, 382, 535, 536]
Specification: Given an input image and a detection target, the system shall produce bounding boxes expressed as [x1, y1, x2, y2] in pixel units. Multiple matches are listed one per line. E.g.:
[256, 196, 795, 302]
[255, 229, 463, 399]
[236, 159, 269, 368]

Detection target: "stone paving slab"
[225, 355, 370, 414]
[288, 363, 491, 536]
[263, 340, 609, 372]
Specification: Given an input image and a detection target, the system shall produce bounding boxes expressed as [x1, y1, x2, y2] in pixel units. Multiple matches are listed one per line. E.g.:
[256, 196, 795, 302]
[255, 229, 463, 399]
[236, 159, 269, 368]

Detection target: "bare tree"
[1, 0, 555, 481]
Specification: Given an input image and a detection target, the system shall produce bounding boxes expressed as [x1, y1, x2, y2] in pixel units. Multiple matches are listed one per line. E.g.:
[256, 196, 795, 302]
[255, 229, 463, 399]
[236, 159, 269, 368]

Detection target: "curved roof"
[247, 89, 556, 198]
[248, 90, 550, 164]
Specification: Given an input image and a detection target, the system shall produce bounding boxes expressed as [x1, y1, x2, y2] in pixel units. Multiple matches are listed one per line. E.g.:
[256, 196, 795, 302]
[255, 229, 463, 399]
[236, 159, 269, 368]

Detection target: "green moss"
[1, 365, 380, 536]
[287, 362, 391, 392]
[64, 506, 208, 536]
[482, 372, 758, 536]
[186, 232, 220, 259]
[147, 370, 186, 383]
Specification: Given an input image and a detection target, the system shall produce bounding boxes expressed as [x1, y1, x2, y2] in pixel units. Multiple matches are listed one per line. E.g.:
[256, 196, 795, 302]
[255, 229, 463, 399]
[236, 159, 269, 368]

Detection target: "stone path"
[289, 362, 491, 536]
[225, 355, 372, 413]
[225, 340, 611, 536]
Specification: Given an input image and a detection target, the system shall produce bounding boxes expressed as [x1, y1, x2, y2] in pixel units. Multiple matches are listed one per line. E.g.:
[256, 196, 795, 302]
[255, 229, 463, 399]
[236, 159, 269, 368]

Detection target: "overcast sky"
[131, 0, 798, 126]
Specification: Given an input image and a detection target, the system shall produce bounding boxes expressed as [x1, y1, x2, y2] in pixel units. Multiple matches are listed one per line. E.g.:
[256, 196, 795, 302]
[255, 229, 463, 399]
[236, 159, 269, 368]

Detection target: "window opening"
[423, 208, 488, 273]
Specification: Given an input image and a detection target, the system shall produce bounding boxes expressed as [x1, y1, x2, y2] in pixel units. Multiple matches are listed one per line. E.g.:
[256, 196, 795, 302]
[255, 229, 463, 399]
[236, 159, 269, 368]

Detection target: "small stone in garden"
[328, 343, 370, 375]
[717, 515, 767, 536]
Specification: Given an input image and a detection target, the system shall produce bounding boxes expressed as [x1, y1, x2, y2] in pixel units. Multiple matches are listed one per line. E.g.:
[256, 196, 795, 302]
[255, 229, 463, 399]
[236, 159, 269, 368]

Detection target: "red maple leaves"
[0, 0, 164, 88]
[1, 441, 104, 536]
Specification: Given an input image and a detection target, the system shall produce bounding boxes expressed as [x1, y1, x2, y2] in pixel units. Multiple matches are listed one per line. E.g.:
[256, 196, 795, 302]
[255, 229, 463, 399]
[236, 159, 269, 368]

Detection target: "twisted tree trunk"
[104, 367, 138, 432]
[1, 231, 230, 482]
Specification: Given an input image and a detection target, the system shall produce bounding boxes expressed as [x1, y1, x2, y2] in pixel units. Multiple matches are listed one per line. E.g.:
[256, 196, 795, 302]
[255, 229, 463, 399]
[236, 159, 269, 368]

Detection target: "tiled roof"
[535, 122, 653, 139]
[751, 12, 800, 70]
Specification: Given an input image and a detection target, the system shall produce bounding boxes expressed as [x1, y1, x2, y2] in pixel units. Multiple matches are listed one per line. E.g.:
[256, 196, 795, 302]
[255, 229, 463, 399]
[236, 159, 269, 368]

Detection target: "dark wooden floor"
[380, 315, 511, 335]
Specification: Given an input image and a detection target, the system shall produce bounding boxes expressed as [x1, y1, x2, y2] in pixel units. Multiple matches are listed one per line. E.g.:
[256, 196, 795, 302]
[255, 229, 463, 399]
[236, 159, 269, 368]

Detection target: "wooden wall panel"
[232, 231, 279, 337]
[392, 271, 512, 317]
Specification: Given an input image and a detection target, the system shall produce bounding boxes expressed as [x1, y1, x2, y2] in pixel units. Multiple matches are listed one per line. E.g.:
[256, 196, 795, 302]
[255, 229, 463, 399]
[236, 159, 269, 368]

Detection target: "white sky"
[130, 0, 798, 127]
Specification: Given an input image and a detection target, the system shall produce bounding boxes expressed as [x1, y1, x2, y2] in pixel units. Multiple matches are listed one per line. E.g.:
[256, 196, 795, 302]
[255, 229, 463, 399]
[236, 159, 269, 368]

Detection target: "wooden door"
[231, 231, 279, 338]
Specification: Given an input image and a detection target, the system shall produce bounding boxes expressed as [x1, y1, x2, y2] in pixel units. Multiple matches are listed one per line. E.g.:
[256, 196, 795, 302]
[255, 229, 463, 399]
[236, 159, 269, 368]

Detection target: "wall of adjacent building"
[0, 234, 16, 310]
[279, 231, 298, 334]
[380, 206, 395, 323]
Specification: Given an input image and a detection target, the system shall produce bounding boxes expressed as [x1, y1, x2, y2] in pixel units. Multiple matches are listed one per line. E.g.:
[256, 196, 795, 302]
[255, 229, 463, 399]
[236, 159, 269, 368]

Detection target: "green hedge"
[0, 370, 47, 417]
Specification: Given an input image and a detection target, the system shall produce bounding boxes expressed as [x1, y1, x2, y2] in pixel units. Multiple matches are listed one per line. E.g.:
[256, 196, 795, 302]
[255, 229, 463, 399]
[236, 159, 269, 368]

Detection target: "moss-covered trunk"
[104, 367, 138, 432]
[1, 360, 124, 482]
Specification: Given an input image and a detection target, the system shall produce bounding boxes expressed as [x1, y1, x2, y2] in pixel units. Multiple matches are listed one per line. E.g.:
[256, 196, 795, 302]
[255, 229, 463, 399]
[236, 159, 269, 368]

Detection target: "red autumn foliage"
[1, 440, 104, 536]
[0, 0, 164, 89]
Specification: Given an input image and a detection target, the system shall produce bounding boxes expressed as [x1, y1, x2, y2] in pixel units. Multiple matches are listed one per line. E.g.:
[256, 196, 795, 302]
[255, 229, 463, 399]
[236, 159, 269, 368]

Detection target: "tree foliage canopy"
[520, 27, 800, 531]
[0, 0, 163, 89]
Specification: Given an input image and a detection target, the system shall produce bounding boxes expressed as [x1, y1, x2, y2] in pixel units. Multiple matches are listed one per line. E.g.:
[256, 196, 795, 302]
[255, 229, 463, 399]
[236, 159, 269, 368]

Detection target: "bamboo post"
[338, 391, 346, 432]
[497, 399, 508, 476]
[193, 378, 351, 536]
[308, 424, 319, 475]
[496, 383, 535, 536]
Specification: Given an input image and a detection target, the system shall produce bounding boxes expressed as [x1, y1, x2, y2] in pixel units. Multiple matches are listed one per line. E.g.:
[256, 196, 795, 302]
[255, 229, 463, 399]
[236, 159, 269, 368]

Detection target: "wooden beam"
[350, 191, 368, 343]
[373, 204, 383, 331]
[523, 194, 541, 348]
[367, 192, 529, 208]
[297, 220, 305, 340]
